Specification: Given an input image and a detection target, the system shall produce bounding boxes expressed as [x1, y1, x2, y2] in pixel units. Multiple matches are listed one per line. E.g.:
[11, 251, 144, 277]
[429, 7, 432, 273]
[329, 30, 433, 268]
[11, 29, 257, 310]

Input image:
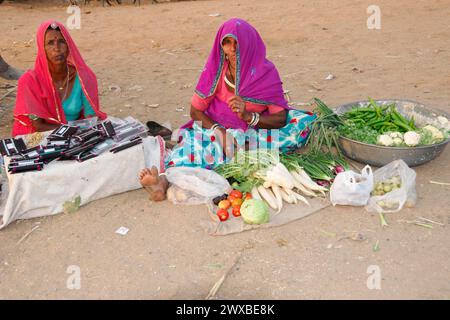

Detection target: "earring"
[225, 55, 229, 60]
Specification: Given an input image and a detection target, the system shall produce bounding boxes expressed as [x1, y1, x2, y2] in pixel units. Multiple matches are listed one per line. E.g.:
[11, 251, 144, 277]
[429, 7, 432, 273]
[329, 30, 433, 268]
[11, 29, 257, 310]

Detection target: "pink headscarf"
[192, 18, 290, 130]
[12, 20, 106, 137]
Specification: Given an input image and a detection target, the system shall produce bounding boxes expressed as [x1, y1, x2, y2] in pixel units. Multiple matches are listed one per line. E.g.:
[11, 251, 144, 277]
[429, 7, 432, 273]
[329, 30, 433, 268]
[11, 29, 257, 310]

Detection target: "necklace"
[224, 74, 236, 89]
[56, 66, 70, 101]
[225, 65, 236, 89]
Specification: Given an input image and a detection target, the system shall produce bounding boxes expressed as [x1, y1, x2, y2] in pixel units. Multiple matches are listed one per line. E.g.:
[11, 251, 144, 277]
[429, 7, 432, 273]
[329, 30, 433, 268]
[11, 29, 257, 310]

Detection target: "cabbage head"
[240, 199, 269, 225]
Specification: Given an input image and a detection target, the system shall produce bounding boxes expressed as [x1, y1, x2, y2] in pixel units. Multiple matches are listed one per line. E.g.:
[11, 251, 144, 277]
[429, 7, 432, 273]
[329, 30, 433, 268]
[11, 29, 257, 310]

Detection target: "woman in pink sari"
[12, 20, 106, 137]
[139, 18, 316, 201]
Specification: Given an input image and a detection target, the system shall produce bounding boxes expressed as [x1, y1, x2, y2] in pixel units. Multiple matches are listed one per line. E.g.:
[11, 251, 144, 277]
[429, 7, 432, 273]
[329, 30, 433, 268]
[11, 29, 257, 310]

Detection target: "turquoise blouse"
[62, 73, 96, 121]
[28, 73, 96, 121]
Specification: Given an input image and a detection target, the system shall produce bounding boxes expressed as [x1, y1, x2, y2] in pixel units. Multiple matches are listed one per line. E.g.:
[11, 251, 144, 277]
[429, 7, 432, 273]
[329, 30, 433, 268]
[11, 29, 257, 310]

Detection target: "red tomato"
[230, 190, 243, 199]
[228, 195, 237, 203]
[231, 198, 243, 207]
[218, 199, 231, 210]
[244, 193, 252, 200]
[217, 209, 229, 221]
[232, 206, 241, 217]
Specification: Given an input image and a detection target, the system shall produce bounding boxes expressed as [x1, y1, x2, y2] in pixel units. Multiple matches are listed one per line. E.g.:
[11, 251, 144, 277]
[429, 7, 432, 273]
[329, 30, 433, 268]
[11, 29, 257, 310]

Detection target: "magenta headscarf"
[12, 20, 106, 137]
[192, 18, 290, 130]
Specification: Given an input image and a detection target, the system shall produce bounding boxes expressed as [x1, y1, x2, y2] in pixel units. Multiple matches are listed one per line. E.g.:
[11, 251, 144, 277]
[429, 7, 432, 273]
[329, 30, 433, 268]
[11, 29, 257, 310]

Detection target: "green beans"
[341, 98, 416, 134]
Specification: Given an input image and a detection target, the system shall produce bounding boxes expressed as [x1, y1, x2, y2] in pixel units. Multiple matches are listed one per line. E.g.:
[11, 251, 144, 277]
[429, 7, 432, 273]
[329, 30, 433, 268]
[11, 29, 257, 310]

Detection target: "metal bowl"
[334, 99, 450, 167]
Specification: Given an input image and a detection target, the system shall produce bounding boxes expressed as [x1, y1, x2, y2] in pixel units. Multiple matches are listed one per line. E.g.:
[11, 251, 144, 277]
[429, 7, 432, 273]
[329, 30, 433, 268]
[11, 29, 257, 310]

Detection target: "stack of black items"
[95, 120, 116, 138]
[1, 120, 135, 174]
[0, 138, 27, 157]
[110, 136, 143, 154]
[8, 158, 44, 174]
[47, 125, 78, 141]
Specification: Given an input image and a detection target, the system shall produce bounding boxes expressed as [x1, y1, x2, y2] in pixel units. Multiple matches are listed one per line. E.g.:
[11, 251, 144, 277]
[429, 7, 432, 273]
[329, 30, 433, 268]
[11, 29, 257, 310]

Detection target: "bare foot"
[139, 166, 168, 201]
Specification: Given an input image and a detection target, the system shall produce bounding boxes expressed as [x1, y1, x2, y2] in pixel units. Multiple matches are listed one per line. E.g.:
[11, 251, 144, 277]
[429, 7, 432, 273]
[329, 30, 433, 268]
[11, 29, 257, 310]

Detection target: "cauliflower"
[388, 131, 403, 139]
[422, 125, 444, 141]
[437, 116, 448, 127]
[404, 131, 421, 146]
[392, 137, 403, 146]
[377, 134, 394, 146]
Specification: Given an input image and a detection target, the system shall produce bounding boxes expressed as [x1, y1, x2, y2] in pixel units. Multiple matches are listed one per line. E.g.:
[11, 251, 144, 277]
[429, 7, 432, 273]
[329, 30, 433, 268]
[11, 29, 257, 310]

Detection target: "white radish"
[297, 168, 327, 190]
[292, 191, 310, 206]
[281, 186, 297, 204]
[251, 186, 262, 200]
[276, 163, 297, 182]
[265, 169, 294, 190]
[271, 185, 284, 213]
[293, 169, 327, 193]
[272, 163, 296, 187]
[263, 180, 272, 189]
[257, 185, 278, 211]
[289, 171, 318, 197]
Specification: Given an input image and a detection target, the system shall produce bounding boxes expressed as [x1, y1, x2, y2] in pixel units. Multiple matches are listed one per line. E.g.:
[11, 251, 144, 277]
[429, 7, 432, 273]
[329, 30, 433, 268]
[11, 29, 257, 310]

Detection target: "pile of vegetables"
[213, 189, 253, 222]
[338, 98, 448, 147]
[306, 98, 343, 154]
[280, 152, 348, 187]
[214, 150, 349, 218]
[371, 175, 403, 210]
[341, 98, 416, 133]
[371, 175, 401, 196]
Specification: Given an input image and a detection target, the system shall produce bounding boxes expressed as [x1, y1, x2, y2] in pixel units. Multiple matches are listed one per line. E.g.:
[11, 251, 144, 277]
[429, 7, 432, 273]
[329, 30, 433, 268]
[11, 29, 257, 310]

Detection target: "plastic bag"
[365, 160, 416, 213]
[330, 165, 373, 206]
[165, 167, 231, 205]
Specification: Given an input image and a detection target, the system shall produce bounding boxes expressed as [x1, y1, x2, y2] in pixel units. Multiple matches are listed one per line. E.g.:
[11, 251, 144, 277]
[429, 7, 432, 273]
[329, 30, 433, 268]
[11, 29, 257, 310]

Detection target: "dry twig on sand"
[205, 251, 242, 300]
[0, 87, 17, 102]
[16, 226, 40, 245]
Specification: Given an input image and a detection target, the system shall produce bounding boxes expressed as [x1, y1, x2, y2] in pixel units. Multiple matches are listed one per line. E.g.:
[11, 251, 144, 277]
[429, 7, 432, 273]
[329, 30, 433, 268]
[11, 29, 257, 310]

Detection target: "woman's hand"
[31, 118, 60, 132]
[228, 96, 252, 122]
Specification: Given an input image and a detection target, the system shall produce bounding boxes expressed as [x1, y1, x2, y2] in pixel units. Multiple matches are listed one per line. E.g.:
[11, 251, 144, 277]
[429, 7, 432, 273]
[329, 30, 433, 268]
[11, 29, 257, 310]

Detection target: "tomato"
[231, 198, 243, 207]
[227, 195, 237, 203]
[230, 190, 243, 199]
[218, 199, 231, 210]
[232, 206, 241, 217]
[244, 193, 252, 200]
[217, 209, 229, 221]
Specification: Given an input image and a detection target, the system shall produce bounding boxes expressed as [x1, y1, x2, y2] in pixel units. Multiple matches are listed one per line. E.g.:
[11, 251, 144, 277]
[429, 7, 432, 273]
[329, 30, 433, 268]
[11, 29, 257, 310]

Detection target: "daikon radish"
[291, 191, 310, 206]
[265, 169, 294, 190]
[251, 186, 262, 200]
[281, 186, 297, 204]
[263, 180, 272, 189]
[289, 171, 318, 197]
[294, 169, 327, 193]
[271, 185, 284, 213]
[276, 163, 297, 182]
[257, 185, 278, 210]
[283, 187, 308, 206]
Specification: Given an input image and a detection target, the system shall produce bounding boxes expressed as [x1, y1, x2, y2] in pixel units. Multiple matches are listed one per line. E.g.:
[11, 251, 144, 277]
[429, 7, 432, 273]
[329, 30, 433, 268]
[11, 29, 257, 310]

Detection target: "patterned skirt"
[165, 110, 316, 169]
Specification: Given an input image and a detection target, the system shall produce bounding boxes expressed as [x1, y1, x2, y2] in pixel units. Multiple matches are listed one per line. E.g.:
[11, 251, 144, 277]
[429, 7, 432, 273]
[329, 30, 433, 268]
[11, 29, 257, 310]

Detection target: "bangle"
[211, 123, 221, 131]
[247, 112, 256, 125]
[248, 112, 260, 127]
[253, 112, 260, 126]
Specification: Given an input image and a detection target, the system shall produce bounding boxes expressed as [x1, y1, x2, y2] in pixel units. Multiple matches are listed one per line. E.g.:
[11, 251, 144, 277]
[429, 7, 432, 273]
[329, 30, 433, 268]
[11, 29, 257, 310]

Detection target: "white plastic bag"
[330, 165, 373, 206]
[365, 160, 416, 213]
[165, 167, 231, 205]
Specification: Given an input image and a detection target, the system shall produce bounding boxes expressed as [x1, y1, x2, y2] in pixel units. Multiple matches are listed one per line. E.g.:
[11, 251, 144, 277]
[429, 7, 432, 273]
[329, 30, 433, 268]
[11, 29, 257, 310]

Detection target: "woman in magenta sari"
[12, 20, 106, 137]
[139, 18, 315, 201]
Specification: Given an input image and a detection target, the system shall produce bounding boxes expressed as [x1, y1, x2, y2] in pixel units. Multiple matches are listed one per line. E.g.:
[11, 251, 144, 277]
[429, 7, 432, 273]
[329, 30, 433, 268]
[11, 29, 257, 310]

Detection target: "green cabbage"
[240, 199, 269, 225]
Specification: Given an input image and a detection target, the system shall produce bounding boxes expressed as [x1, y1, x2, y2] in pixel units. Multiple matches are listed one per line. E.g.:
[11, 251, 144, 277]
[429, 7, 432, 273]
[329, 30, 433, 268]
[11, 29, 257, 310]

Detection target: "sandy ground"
[0, 0, 450, 300]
